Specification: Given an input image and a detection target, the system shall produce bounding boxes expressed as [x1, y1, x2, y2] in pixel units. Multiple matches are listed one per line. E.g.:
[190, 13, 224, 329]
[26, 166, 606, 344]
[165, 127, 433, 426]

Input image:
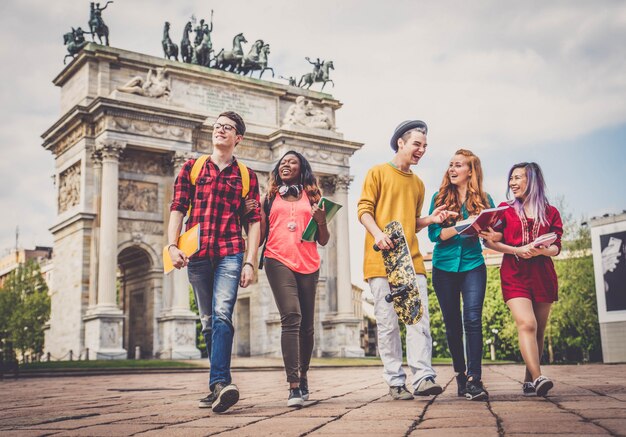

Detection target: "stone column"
[97, 140, 125, 310]
[88, 148, 102, 308]
[155, 151, 201, 359]
[83, 140, 127, 360]
[320, 175, 364, 357]
[334, 175, 354, 317]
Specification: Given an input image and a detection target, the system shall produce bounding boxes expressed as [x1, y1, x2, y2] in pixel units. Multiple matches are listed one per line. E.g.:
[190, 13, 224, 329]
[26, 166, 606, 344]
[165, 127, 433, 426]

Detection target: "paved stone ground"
[1, 364, 625, 436]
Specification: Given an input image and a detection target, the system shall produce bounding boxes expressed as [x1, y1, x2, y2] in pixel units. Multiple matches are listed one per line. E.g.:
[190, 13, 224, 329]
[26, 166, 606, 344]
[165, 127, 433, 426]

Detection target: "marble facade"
[42, 43, 364, 360]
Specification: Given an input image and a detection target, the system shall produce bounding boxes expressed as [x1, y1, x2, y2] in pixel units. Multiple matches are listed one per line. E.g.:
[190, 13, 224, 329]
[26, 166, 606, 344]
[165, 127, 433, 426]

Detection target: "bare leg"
[507, 298, 541, 381]
[523, 302, 552, 382]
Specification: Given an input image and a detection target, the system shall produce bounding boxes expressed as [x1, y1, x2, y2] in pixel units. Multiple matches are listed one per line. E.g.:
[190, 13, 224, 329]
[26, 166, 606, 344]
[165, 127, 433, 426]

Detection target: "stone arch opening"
[118, 246, 154, 358]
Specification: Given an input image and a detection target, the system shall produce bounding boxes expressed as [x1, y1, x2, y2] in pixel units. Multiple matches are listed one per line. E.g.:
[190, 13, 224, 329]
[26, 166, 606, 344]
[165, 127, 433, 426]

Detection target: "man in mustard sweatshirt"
[358, 120, 456, 400]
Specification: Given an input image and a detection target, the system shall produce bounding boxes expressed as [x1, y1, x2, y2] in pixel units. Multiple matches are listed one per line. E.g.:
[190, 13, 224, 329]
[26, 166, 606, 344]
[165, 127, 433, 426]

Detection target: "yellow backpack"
[186, 155, 250, 219]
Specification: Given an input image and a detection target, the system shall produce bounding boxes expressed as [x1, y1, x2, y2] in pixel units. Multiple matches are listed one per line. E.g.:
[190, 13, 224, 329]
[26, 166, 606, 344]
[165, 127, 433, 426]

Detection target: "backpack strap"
[237, 161, 250, 198]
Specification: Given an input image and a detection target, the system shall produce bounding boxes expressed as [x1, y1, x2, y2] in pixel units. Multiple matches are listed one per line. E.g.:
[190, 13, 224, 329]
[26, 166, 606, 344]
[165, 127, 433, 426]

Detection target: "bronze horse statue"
[162, 22, 179, 61]
[63, 27, 89, 64]
[88, 1, 112, 46]
[238, 44, 274, 79]
[214, 33, 247, 72]
[180, 22, 193, 63]
[299, 60, 335, 91]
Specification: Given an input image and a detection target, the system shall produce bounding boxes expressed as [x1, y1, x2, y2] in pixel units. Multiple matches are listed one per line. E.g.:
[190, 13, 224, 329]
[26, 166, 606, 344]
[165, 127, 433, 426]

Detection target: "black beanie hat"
[390, 120, 428, 151]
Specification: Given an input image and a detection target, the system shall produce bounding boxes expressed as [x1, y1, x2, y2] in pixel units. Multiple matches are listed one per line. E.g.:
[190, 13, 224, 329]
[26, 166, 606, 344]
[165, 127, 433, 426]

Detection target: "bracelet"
[243, 262, 254, 270]
[513, 248, 519, 261]
[167, 243, 178, 251]
[317, 221, 327, 226]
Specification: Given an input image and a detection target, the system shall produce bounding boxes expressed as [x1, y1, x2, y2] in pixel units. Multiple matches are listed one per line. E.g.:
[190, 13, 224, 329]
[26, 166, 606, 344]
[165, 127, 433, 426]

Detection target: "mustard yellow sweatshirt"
[357, 163, 426, 280]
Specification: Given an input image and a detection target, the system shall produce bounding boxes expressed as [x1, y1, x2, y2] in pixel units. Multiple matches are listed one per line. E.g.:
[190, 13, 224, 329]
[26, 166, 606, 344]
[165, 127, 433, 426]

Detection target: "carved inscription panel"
[175, 81, 278, 126]
[118, 179, 158, 212]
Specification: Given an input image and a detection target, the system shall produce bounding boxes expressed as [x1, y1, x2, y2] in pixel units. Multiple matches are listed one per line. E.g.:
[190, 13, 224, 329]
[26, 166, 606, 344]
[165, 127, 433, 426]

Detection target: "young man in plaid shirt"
[167, 111, 261, 413]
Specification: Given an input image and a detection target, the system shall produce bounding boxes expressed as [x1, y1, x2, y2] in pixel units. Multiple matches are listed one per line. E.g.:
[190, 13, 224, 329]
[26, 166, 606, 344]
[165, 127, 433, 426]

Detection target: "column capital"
[335, 174, 353, 192]
[319, 175, 337, 195]
[95, 140, 125, 161]
[90, 147, 103, 168]
[171, 151, 194, 171]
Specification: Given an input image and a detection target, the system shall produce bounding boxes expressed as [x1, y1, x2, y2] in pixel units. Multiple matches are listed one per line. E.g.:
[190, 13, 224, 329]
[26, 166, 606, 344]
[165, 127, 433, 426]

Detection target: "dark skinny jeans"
[432, 263, 487, 380]
[264, 257, 319, 383]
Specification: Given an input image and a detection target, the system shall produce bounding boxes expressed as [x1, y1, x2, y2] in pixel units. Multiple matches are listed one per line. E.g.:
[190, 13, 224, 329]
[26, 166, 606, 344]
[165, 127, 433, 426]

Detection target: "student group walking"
[167, 111, 563, 413]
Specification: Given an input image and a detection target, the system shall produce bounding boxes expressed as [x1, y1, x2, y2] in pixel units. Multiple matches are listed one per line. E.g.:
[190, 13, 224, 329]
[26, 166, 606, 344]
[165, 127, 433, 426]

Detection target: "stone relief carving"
[55, 124, 88, 157]
[101, 323, 118, 348]
[58, 161, 81, 214]
[118, 179, 159, 212]
[117, 68, 171, 99]
[118, 219, 163, 235]
[282, 96, 334, 130]
[112, 117, 192, 142]
[120, 149, 170, 176]
[175, 325, 195, 346]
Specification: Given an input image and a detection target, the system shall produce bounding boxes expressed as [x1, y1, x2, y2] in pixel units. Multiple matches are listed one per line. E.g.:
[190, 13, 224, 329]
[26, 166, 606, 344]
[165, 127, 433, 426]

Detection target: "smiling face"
[212, 115, 242, 150]
[397, 130, 427, 166]
[278, 153, 301, 184]
[509, 167, 528, 200]
[448, 154, 471, 187]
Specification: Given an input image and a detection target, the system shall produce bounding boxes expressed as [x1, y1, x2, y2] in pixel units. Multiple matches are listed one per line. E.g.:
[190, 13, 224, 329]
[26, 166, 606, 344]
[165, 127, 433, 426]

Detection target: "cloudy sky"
[1, 0, 625, 287]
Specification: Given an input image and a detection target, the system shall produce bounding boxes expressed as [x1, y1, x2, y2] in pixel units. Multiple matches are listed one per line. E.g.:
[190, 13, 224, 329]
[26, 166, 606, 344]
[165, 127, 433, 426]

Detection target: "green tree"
[0, 260, 50, 357]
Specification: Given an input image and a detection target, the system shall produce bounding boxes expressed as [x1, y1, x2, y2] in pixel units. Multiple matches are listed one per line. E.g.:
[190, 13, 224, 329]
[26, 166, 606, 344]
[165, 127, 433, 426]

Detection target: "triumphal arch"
[42, 44, 364, 359]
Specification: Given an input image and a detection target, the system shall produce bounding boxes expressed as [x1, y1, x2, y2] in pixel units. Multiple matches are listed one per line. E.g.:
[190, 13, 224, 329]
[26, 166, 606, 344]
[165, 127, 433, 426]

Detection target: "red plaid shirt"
[170, 157, 261, 259]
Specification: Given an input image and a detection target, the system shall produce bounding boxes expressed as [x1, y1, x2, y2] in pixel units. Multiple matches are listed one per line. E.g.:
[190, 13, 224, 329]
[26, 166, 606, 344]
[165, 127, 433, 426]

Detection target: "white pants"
[369, 275, 436, 390]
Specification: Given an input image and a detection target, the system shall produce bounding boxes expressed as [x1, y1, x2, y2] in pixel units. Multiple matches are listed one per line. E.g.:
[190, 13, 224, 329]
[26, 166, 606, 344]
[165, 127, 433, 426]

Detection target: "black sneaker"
[456, 373, 467, 397]
[533, 376, 553, 397]
[211, 382, 239, 413]
[198, 391, 216, 408]
[465, 378, 488, 401]
[522, 382, 536, 397]
[288, 387, 304, 408]
[300, 378, 309, 401]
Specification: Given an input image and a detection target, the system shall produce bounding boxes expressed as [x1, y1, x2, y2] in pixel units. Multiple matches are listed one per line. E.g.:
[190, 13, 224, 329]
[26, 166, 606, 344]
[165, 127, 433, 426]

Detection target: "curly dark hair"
[267, 150, 321, 205]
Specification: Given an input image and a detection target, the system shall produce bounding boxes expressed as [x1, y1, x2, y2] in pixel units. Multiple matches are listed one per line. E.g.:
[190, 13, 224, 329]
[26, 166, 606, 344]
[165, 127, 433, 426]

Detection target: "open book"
[454, 206, 509, 236]
[301, 197, 343, 242]
[533, 232, 557, 248]
[162, 224, 200, 274]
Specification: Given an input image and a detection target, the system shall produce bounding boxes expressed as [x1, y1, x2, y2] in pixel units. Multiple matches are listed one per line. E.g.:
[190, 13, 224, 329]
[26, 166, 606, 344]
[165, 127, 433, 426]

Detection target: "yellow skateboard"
[374, 221, 423, 325]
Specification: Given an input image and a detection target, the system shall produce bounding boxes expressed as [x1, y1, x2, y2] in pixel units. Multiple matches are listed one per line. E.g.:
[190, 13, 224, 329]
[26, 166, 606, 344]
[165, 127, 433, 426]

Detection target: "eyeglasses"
[212, 122, 238, 133]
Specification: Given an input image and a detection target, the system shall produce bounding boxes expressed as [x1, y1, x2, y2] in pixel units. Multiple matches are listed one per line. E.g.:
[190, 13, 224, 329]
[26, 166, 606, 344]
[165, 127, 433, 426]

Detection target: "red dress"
[497, 202, 563, 303]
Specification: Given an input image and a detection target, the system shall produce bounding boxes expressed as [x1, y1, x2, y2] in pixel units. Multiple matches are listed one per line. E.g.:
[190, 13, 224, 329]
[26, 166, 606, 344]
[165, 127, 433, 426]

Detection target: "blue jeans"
[432, 264, 486, 380]
[187, 253, 243, 390]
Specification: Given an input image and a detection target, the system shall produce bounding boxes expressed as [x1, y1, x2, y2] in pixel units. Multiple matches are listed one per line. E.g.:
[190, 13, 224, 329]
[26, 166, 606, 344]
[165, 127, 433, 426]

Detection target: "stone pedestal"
[321, 318, 364, 357]
[83, 312, 127, 360]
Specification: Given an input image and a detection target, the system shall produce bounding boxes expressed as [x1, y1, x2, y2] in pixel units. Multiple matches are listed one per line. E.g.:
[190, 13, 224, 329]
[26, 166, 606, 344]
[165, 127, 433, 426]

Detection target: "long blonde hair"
[434, 149, 490, 226]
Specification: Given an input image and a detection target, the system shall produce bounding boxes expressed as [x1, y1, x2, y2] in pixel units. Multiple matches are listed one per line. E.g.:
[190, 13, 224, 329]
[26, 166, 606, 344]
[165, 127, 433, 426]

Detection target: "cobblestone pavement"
[1, 364, 625, 436]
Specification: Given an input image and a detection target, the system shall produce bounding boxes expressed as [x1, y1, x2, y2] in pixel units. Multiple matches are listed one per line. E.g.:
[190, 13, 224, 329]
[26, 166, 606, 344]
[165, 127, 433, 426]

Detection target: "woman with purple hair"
[484, 162, 563, 397]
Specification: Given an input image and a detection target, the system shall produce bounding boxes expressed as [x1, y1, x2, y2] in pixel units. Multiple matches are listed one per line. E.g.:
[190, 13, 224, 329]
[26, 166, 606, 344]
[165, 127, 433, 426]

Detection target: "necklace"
[287, 201, 297, 232]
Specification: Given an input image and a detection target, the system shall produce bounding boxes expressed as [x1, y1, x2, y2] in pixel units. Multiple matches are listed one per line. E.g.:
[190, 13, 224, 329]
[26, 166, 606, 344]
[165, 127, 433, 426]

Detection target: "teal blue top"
[428, 192, 495, 273]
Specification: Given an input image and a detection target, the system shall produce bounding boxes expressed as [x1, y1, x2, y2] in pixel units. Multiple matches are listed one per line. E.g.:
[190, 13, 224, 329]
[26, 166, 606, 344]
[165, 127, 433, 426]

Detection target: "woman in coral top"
[484, 162, 563, 397]
[260, 151, 329, 408]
